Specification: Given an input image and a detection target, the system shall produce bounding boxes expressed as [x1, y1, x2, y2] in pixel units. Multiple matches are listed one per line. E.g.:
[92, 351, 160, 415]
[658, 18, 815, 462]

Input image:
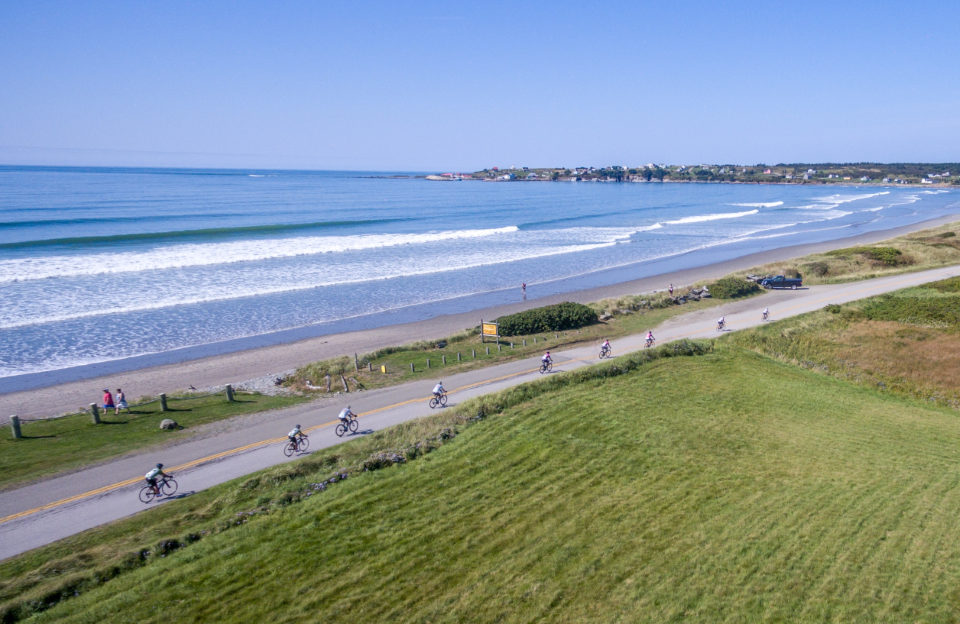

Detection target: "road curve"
[2, 265, 958, 561]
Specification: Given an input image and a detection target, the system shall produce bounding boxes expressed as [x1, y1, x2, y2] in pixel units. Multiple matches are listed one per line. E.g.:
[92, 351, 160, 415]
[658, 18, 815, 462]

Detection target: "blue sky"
[1, 1, 958, 170]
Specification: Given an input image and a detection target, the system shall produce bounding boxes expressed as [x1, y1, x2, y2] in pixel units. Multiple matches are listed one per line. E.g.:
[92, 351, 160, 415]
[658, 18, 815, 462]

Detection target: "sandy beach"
[2, 213, 957, 419]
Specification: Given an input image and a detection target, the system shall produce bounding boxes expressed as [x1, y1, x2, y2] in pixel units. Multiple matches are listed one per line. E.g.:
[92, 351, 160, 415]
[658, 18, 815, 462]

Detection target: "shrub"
[826, 246, 911, 266]
[928, 276, 960, 293]
[497, 302, 598, 336]
[861, 295, 960, 329]
[941, 231, 956, 238]
[709, 277, 761, 299]
[825, 304, 842, 314]
[806, 261, 830, 277]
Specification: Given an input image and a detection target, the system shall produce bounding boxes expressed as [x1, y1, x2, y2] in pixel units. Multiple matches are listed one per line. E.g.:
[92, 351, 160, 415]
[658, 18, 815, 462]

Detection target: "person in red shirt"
[102, 389, 115, 410]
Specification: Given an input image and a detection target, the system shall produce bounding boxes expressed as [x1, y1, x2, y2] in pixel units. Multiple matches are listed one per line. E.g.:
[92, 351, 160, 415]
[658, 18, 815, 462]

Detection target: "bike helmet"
[346, 405, 351, 410]
[295, 424, 300, 429]
[156, 463, 163, 468]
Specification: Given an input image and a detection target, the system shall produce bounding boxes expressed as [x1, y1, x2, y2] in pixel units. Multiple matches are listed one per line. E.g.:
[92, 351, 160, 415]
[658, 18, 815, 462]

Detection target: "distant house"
[922, 178, 933, 184]
[441, 173, 454, 177]
[785, 174, 793, 179]
[763, 169, 772, 174]
[882, 178, 891, 183]
[807, 169, 816, 174]
[522, 167, 529, 171]
[491, 167, 499, 171]
[526, 173, 538, 179]
[843, 176, 852, 180]
[860, 176, 871, 182]
[803, 173, 810, 180]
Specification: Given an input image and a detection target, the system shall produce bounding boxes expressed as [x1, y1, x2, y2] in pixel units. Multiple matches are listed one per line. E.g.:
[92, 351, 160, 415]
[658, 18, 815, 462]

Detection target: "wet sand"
[2, 213, 957, 419]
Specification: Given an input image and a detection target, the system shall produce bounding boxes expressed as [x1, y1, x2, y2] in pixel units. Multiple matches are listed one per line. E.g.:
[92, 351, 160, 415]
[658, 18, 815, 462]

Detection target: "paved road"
[2, 265, 958, 561]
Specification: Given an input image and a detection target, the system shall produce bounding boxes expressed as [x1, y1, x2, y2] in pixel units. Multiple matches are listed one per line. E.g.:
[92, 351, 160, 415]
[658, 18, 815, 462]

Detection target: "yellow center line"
[3, 268, 953, 526]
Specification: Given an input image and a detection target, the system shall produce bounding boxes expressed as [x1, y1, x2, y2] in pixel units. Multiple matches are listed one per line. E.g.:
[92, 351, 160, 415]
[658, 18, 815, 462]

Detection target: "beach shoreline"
[2, 212, 958, 418]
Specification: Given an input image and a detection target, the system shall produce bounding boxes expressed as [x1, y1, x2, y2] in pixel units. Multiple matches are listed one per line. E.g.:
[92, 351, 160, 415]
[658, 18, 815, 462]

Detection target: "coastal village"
[427, 163, 959, 186]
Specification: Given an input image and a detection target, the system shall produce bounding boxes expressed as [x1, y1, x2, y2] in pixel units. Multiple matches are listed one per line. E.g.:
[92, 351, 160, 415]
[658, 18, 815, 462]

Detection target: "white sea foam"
[814, 191, 890, 205]
[0, 226, 521, 283]
[664, 209, 758, 225]
[0, 232, 639, 329]
[729, 201, 783, 208]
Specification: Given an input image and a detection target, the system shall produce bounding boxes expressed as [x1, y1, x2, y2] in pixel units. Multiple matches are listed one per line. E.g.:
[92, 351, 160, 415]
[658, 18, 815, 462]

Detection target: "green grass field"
[13, 343, 960, 622]
[0, 392, 305, 491]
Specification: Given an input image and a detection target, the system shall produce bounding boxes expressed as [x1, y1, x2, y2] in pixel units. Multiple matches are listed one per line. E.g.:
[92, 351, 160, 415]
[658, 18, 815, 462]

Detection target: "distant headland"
[426, 163, 959, 186]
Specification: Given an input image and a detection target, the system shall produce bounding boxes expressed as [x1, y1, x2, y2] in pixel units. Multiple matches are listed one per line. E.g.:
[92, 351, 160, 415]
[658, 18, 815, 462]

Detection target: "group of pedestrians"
[101, 388, 128, 414]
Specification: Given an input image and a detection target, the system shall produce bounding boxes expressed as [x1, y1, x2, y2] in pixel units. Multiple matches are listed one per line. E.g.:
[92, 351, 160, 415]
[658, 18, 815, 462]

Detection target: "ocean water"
[0, 166, 956, 380]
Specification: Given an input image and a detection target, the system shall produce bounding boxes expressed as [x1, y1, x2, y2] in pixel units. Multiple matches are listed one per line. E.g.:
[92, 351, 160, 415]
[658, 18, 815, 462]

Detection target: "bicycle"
[429, 392, 448, 409]
[335, 416, 359, 437]
[539, 359, 553, 374]
[284, 433, 310, 457]
[139, 476, 178, 503]
[761, 311, 770, 322]
[599, 344, 612, 359]
[716, 321, 726, 332]
[644, 337, 655, 349]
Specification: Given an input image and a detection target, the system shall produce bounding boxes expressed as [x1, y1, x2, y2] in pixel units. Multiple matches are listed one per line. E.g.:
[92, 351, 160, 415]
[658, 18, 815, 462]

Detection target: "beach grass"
[10, 344, 960, 622]
[733, 220, 960, 285]
[0, 392, 305, 491]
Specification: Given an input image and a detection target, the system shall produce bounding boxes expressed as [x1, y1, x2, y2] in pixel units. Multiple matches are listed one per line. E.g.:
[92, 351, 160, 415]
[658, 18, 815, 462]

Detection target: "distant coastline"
[426, 163, 959, 187]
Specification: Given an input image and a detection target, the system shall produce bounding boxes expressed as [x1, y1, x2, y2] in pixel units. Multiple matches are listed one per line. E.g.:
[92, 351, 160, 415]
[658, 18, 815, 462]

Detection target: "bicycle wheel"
[348, 418, 359, 433]
[439, 394, 447, 407]
[539, 363, 547, 374]
[299, 436, 310, 452]
[284, 441, 296, 457]
[161, 478, 178, 497]
[139, 485, 157, 504]
[335, 423, 347, 437]
[429, 397, 438, 409]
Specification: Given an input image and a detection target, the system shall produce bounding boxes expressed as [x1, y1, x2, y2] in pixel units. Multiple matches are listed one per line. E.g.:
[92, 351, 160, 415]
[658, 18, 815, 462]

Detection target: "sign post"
[480, 319, 500, 345]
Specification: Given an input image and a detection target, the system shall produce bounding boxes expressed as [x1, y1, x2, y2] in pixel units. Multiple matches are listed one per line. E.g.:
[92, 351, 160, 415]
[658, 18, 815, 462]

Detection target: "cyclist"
[602, 338, 611, 350]
[288, 424, 305, 446]
[717, 316, 726, 330]
[432, 381, 445, 399]
[145, 463, 166, 496]
[338, 405, 355, 424]
[645, 331, 655, 346]
[542, 350, 552, 365]
[762, 307, 769, 321]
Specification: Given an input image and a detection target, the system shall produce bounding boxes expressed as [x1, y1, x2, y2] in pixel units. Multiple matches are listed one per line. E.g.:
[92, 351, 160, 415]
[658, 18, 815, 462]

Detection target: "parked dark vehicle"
[761, 275, 802, 290]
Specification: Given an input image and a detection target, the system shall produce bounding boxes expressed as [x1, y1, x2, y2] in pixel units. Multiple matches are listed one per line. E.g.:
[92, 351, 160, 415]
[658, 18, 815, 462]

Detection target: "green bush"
[861, 295, 960, 329]
[709, 277, 761, 299]
[826, 246, 910, 266]
[940, 231, 956, 238]
[805, 261, 830, 277]
[497, 302, 598, 336]
[929, 276, 960, 293]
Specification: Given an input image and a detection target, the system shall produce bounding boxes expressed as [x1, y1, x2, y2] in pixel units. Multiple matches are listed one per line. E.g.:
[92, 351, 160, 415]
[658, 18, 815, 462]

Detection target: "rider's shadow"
[349, 429, 375, 436]
[165, 491, 193, 501]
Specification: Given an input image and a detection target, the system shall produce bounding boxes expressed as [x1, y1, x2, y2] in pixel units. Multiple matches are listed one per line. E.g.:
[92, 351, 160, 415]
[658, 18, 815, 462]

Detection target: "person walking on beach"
[669, 283, 674, 297]
[521, 282, 527, 299]
[102, 389, 115, 412]
[114, 388, 129, 415]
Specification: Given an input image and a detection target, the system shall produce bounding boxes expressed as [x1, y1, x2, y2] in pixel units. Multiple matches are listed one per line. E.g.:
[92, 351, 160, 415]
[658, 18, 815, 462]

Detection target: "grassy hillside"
[726, 275, 960, 410]
[20, 345, 960, 623]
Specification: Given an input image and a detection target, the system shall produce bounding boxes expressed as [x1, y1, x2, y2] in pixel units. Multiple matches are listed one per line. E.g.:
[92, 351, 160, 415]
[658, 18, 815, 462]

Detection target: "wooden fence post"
[9, 415, 21, 439]
[225, 384, 235, 402]
[159, 393, 168, 412]
[89, 403, 100, 424]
